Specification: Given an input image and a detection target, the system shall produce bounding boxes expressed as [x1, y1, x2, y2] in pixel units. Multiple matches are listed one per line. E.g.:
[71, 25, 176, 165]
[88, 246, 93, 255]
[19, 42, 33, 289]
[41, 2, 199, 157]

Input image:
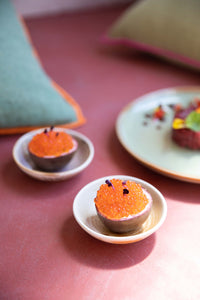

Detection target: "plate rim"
[116, 86, 200, 184]
[12, 128, 94, 181]
[73, 175, 167, 244]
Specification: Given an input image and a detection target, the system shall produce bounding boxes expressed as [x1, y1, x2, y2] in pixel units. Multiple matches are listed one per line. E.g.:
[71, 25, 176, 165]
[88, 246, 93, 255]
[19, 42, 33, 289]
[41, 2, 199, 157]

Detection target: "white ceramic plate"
[73, 175, 167, 244]
[116, 87, 200, 184]
[13, 128, 94, 181]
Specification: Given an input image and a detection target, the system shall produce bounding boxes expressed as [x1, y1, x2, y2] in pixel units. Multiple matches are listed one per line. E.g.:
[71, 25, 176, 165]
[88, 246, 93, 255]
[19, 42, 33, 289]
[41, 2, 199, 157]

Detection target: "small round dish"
[73, 175, 167, 244]
[13, 128, 94, 181]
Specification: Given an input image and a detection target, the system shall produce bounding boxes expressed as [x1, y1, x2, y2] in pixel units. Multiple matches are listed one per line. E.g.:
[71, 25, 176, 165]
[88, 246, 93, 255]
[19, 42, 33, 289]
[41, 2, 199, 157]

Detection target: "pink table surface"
[1, 4, 200, 300]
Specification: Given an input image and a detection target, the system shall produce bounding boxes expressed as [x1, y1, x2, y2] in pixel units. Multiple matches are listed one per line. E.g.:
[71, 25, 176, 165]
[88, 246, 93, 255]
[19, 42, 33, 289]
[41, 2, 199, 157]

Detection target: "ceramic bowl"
[73, 175, 167, 244]
[28, 134, 78, 171]
[13, 128, 94, 181]
[95, 185, 152, 233]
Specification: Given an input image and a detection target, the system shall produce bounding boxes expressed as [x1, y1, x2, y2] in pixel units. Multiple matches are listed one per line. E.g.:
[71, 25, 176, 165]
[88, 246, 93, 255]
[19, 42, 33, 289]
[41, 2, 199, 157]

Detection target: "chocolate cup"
[28, 138, 78, 171]
[95, 189, 152, 233]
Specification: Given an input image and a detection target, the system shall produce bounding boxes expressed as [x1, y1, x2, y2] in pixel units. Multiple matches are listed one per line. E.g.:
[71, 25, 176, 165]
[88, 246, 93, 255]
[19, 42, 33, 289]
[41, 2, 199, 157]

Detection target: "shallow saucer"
[116, 87, 200, 183]
[13, 128, 94, 181]
[73, 175, 167, 244]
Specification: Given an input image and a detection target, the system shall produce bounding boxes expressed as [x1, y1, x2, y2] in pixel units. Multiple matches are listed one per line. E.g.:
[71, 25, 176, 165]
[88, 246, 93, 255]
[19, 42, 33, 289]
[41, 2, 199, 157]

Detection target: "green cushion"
[107, 0, 200, 70]
[0, 0, 85, 134]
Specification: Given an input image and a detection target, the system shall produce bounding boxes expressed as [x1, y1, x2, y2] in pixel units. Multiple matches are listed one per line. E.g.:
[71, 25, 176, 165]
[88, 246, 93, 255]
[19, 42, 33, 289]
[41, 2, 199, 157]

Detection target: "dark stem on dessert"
[105, 180, 114, 189]
[56, 132, 59, 137]
[123, 188, 129, 195]
[50, 126, 54, 131]
[44, 128, 48, 134]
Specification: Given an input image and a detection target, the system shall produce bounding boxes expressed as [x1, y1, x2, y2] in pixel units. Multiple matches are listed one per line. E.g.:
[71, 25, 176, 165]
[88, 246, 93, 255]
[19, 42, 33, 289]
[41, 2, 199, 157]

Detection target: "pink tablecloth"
[0, 4, 200, 300]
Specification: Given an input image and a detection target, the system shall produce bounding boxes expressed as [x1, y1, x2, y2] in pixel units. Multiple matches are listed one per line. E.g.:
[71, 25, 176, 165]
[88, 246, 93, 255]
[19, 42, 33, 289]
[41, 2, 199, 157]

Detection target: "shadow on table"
[61, 215, 155, 270]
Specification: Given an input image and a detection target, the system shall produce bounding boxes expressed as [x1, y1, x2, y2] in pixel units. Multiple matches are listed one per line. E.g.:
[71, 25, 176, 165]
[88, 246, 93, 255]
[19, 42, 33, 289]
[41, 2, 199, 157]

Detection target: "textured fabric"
[0, 0, 85, 134]
[107, 0, 200, 70]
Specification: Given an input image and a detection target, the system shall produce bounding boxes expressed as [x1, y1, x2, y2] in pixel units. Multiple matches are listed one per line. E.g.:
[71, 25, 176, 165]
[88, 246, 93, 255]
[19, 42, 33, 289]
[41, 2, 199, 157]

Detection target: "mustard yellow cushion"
[107, 0, 200, 70]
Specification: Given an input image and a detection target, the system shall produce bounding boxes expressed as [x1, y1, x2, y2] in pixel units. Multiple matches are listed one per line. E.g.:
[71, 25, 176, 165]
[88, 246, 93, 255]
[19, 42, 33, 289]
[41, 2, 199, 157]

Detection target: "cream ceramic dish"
[13, 128, 94, 181]
[116, 87, 200, 184]
[73, 175, 167, 244]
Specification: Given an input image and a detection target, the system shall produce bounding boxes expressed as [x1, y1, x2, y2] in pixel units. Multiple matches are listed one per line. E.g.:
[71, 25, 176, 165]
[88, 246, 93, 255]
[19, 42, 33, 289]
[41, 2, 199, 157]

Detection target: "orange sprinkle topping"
[29, 130, 74, 157]
[94, 179, 149, 219]
[153, 106, 165, 120]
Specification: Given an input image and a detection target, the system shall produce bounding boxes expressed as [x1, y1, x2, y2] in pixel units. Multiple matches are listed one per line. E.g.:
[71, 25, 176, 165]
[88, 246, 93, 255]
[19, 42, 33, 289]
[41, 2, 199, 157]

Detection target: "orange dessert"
[28, 127, 78, 171]
[29, 127, 74, 157]
[94, 178, 152, 233]
[94, 179, 150, 220]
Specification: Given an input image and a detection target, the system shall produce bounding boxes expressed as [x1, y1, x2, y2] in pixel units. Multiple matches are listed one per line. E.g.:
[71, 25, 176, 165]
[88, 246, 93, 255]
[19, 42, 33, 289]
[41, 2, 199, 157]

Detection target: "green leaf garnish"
[185, 111, 200, 132]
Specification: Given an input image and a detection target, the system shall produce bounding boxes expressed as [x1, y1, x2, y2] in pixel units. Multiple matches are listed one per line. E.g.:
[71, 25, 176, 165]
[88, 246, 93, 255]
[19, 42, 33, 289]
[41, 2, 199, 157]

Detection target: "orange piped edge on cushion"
[51, 80, 86, 129]
[0, 82, 86, 135]
[0, 80, 86, 135]
[0, 16, 86, 135]
[21, 16, 86, 128]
